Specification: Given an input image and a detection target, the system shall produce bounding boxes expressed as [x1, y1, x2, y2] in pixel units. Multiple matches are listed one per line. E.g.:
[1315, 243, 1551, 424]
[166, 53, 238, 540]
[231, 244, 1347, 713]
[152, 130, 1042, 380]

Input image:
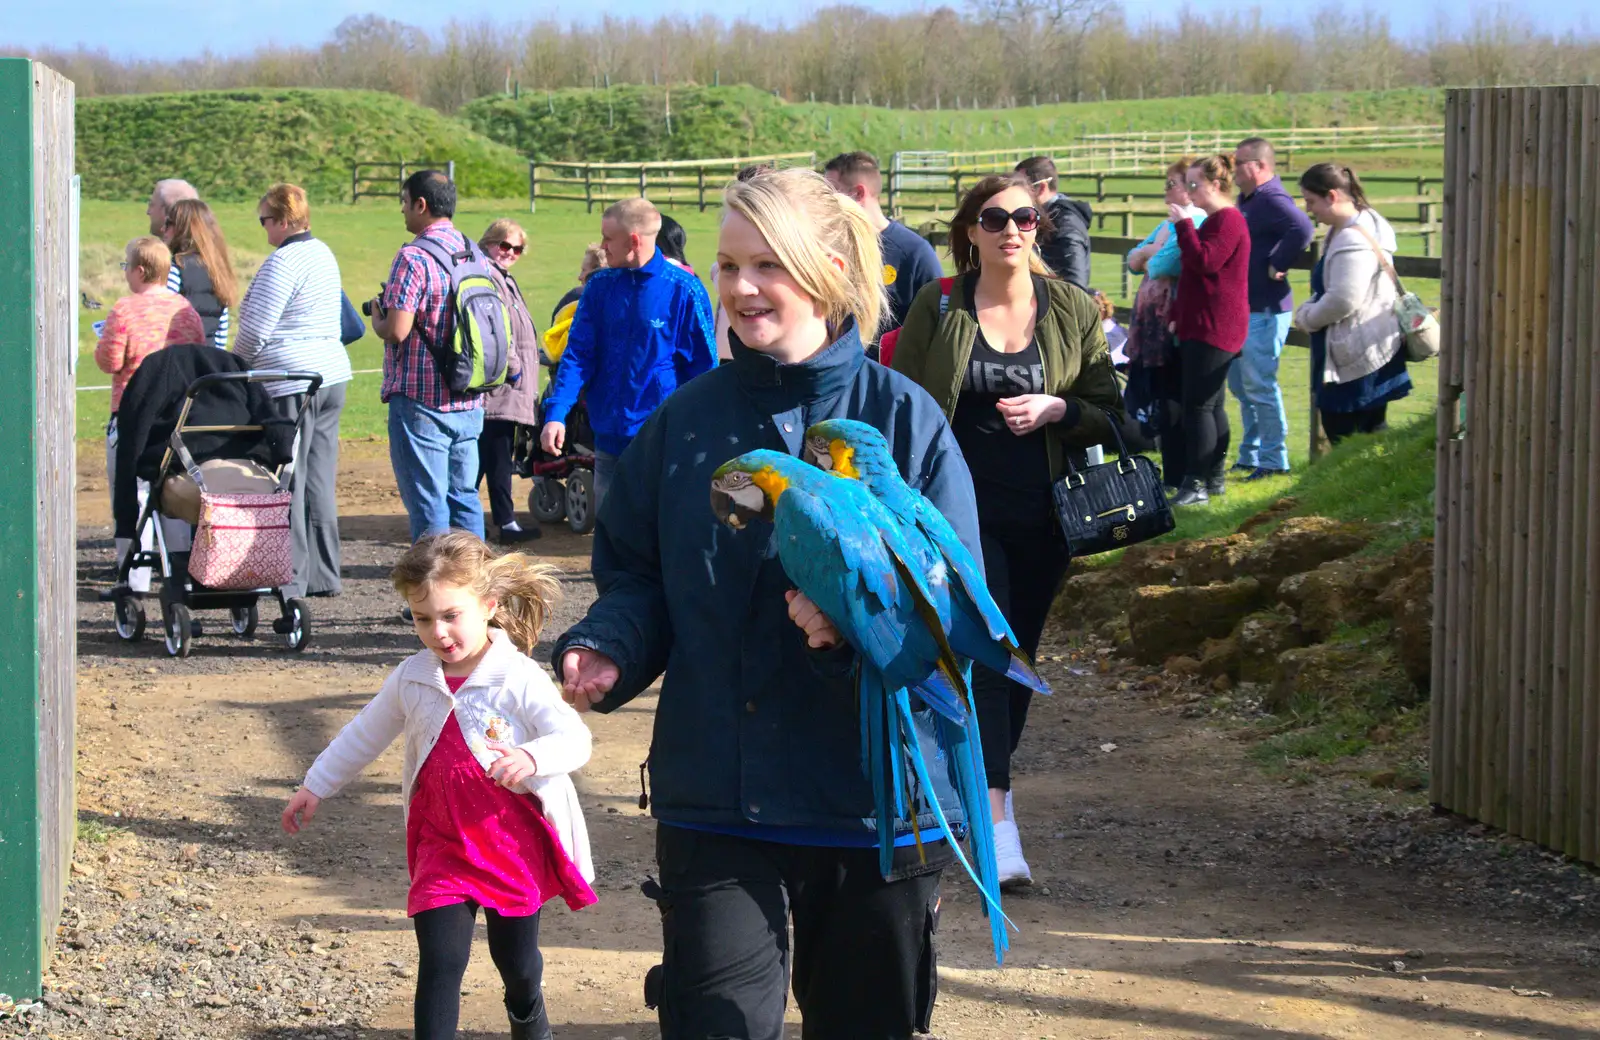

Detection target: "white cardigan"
[302, 629, 594, 882]
[1293, 208, 1402, 386]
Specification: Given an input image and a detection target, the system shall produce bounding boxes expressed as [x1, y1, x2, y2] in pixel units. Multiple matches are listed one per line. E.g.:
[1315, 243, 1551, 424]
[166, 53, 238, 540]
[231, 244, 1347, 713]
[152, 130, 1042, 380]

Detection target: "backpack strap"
[937, 276, 955, 316]
[404, 234, 472, 350]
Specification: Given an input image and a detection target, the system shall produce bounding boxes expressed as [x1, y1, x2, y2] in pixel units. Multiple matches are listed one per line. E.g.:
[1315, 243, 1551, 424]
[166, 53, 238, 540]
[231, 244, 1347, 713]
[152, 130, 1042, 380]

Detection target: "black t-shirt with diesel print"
[951, 326, 1055, 527]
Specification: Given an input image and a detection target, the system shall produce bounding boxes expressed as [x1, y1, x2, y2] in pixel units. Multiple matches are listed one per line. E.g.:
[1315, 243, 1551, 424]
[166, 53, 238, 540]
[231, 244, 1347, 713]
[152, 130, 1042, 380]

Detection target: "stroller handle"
[185, 370, 325, 399]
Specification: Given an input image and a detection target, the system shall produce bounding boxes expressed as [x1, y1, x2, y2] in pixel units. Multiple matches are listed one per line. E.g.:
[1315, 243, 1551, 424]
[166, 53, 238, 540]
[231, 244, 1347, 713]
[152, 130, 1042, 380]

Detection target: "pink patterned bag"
[188, 491, 294, 590]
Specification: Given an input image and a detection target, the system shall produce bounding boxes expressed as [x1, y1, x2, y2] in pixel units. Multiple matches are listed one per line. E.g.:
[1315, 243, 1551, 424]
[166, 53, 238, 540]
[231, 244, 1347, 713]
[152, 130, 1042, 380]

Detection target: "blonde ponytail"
[391, 532, 562, 656]
[722, 167, 886, 339]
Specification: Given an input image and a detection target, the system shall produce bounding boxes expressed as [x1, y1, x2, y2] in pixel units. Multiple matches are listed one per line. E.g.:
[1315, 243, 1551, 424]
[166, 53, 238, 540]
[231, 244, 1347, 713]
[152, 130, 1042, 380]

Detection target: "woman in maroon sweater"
[1169, 154, 1251, 506]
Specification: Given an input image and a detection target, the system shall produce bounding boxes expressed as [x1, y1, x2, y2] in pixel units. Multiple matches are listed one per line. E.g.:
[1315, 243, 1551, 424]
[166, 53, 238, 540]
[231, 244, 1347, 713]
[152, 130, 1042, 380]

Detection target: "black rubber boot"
[508, 995, 553, 1040]
[1206, 459, 1228, 498]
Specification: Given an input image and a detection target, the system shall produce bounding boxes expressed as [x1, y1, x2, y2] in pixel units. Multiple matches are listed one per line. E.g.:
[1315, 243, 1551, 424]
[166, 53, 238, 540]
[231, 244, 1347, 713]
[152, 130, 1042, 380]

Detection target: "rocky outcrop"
[1232, 516, 1372, 594]
[1235, 608, 1306, 684]
[1126, 578, 1264, 665]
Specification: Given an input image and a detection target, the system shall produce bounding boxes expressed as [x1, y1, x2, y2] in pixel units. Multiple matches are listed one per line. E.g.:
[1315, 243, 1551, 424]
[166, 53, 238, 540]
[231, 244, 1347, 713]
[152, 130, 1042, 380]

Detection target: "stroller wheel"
[528, 476, 566, 523]
[113, 592, 146, 642]
[231, 604, 259, 638]
[566, 469, 596, 535]
[281, 598, 311, 652]
[162, 603, 193, 659]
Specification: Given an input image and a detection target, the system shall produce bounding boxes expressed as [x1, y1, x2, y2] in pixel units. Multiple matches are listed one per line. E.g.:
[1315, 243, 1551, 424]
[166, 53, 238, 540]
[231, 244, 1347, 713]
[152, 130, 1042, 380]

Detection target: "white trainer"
[993, 820, 1033, 889]
[1003, 789, 1015, 824]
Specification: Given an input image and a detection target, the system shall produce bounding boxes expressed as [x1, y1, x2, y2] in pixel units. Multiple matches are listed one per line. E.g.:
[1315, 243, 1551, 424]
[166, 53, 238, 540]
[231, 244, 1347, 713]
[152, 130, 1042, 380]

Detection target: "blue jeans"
[593, 449, 619, 518]
[387, 394, 485, 543]
[1228, 311, 1293, 471]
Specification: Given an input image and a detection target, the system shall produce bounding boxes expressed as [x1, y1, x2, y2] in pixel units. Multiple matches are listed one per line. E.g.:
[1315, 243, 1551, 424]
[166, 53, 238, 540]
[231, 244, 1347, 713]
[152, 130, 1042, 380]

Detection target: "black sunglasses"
[258, 215, 270, 227]
[977, 206, 1041, 234]
[496, 241, 526, 255]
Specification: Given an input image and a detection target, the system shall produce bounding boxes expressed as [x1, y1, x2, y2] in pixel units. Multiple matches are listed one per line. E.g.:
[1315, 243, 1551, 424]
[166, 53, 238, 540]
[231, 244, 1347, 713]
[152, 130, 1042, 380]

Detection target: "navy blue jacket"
[552, 323, 980, 836]
[1239, 175, 1315, 313]
[543, 249, 717, 456]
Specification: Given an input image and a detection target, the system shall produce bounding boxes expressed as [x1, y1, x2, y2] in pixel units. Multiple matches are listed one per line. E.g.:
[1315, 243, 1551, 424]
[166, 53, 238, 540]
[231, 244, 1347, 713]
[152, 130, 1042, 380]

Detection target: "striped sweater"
[234, 231, 353, 397]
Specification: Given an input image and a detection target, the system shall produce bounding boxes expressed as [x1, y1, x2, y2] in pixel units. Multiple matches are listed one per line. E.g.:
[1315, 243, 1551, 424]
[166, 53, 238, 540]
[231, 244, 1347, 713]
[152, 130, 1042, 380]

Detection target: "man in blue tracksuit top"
[540, 197, 718, 509]
[1231, 136, 1314, 479]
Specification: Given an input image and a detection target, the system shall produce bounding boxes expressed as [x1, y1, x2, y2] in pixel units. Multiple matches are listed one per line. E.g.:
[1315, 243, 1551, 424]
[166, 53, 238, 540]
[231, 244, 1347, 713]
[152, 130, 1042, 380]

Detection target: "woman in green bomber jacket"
[891, 171, 1124, 891]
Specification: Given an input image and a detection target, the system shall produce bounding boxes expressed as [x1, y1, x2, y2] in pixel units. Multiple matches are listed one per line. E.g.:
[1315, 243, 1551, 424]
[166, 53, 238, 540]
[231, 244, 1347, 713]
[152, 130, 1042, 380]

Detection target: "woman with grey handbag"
[1292, 164, 1412, 444]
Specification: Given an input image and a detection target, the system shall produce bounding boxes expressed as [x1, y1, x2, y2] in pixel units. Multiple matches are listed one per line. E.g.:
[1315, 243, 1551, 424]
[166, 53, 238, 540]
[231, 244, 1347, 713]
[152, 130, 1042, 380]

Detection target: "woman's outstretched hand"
[561, 647, 620, 712]
[281, 788, 321, 834]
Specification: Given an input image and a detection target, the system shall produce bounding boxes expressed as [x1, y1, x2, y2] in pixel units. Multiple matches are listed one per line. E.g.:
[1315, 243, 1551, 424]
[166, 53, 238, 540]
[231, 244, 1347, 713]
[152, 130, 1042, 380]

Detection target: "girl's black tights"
[413, 903, 547, 1039]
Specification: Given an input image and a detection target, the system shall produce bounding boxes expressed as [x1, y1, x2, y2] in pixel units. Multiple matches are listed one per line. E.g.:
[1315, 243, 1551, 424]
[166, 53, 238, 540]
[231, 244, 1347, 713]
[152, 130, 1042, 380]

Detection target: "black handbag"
[1051, 413, 1175, 557]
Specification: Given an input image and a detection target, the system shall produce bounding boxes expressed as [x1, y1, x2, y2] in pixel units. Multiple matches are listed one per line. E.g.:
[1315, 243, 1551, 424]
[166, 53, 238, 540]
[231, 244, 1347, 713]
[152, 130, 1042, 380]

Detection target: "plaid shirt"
[380, 220, 482, 412]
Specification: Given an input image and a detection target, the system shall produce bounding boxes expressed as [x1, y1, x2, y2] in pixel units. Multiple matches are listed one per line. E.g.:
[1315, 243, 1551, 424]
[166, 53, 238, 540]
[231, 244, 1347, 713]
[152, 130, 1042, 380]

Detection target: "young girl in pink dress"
[282, 532, 596, 1040]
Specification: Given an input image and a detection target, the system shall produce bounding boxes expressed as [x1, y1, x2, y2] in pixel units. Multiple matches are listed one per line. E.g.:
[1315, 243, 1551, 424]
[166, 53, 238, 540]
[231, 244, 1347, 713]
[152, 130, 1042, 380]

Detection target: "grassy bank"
[77, 89, 529, 202]
[463, 85, 1446, 163]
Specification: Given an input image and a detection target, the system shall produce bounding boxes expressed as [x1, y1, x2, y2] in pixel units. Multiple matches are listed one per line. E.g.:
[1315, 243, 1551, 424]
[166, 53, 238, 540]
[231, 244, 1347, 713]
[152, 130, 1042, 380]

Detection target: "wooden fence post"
[1095, 172, 1107, 230]
[0, 57, 76, 999]
[1121, 199, 1134, 299]
[446, 160, 456, 186]
[697, 166, 707, 212]
[584, 165, 593, 214]
[1307, 235, 1330, 462]
[351, 164, 358, 204]
[639, 165, 648, 199]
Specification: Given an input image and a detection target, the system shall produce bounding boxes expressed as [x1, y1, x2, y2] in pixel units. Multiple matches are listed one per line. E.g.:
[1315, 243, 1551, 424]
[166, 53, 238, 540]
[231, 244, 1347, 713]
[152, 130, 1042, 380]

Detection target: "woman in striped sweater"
[236, 182, 354, 599]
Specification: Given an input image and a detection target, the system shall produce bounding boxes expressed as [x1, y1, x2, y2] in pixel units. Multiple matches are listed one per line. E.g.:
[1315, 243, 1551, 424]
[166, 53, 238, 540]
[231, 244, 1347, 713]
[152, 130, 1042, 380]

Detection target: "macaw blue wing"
[774, 486, 969, 713]
[909, 498, 1051, 697]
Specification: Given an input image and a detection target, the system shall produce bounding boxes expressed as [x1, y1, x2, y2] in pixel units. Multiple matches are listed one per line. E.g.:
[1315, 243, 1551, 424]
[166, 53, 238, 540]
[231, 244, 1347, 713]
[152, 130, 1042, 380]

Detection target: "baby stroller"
[517, 353, 597, 535]
[109, 346, 319, 657]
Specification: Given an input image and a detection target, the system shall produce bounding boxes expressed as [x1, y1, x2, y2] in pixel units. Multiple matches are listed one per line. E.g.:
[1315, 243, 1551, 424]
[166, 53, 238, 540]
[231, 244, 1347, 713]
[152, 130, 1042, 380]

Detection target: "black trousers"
[1151, 362, 1187, 487]
[1322, 404, 1389, 444]
[973, 522, 1071, 792]
[413, 903, 546, 1040]
[476, 418, 519, 528]
[1179, 339, 1236, 483]
[651, 825, 949, 1040]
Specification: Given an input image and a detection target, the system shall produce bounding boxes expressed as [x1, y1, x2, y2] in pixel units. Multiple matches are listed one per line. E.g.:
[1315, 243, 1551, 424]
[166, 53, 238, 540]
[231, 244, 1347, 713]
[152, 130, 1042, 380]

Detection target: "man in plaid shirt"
[369, 170, 486, 542]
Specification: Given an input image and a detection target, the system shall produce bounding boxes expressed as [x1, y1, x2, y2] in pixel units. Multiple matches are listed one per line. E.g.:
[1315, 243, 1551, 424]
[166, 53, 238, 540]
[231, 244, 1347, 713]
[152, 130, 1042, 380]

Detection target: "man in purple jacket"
[1231, 137, 1314, 478]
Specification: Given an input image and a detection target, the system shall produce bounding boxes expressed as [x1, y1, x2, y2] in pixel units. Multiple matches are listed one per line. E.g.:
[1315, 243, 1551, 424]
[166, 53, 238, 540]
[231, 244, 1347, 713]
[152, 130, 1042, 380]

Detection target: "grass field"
[78, 86, 1447, 203]
[77, 193, 1439, 526]
[463, 85, 1446, 165]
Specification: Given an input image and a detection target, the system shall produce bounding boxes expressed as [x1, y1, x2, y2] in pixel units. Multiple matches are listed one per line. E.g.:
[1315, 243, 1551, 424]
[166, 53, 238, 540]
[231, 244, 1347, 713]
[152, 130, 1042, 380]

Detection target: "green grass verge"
[77, 89, 530, 202]
[76, 198, 732, 441]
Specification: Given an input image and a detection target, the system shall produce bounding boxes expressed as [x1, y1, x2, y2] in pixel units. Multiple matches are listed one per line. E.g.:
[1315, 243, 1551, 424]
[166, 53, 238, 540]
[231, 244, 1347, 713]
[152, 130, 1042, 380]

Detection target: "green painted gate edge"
[0, 56, 45, 996]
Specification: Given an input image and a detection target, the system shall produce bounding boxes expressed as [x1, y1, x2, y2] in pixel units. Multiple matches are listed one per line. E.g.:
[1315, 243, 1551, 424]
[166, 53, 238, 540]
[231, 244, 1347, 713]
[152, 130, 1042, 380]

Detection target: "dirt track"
[23, 441, 1600, 1039]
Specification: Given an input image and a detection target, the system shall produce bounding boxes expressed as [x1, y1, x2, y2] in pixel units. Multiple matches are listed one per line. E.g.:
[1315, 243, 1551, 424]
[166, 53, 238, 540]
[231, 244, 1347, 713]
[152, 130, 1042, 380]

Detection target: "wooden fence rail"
[1431, 85, 1600, 866]
[351, 160, 455, 202]
[528, 152, 816, 213]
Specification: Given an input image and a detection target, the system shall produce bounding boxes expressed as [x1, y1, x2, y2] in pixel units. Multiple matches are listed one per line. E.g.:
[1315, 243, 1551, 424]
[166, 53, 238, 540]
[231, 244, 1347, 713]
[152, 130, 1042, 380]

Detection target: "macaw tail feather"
[932, 705, 1011, 964]
[861, 668, 899, 879]
[895, 689, 1013, 963]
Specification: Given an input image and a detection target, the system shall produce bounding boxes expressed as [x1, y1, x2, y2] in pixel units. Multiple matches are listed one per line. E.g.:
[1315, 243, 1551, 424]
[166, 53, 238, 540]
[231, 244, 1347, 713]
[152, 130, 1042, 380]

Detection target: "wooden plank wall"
[0, 57, 74, 997]
[33, 60, 77, 975]
[1432, 86, 1600, 864]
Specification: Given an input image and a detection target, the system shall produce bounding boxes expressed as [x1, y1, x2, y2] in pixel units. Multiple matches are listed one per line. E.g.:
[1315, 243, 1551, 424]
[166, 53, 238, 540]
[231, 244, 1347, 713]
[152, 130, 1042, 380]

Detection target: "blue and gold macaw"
[803, 418, 1051, 698]
[710, 449, 1011, 961]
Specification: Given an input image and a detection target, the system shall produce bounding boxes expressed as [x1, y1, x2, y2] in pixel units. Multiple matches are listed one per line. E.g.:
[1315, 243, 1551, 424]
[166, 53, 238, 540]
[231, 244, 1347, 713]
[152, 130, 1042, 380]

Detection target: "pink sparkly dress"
[405, 676, 597, 917]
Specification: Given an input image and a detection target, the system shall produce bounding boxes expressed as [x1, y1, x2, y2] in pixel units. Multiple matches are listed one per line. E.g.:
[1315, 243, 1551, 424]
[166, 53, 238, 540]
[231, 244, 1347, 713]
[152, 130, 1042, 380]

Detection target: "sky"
[5, 0, 1595, 60]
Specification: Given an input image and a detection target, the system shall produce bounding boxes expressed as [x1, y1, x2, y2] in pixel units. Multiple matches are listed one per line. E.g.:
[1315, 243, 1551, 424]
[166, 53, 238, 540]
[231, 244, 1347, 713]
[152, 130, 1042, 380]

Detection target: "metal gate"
[887, 151, 952, 220]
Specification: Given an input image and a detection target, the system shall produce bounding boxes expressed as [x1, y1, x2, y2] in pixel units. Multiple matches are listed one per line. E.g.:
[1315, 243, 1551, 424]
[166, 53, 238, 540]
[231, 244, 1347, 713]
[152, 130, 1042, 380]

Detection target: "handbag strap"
[1060, 406, 1134, 477]
[1344, 219, 1407, 297]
